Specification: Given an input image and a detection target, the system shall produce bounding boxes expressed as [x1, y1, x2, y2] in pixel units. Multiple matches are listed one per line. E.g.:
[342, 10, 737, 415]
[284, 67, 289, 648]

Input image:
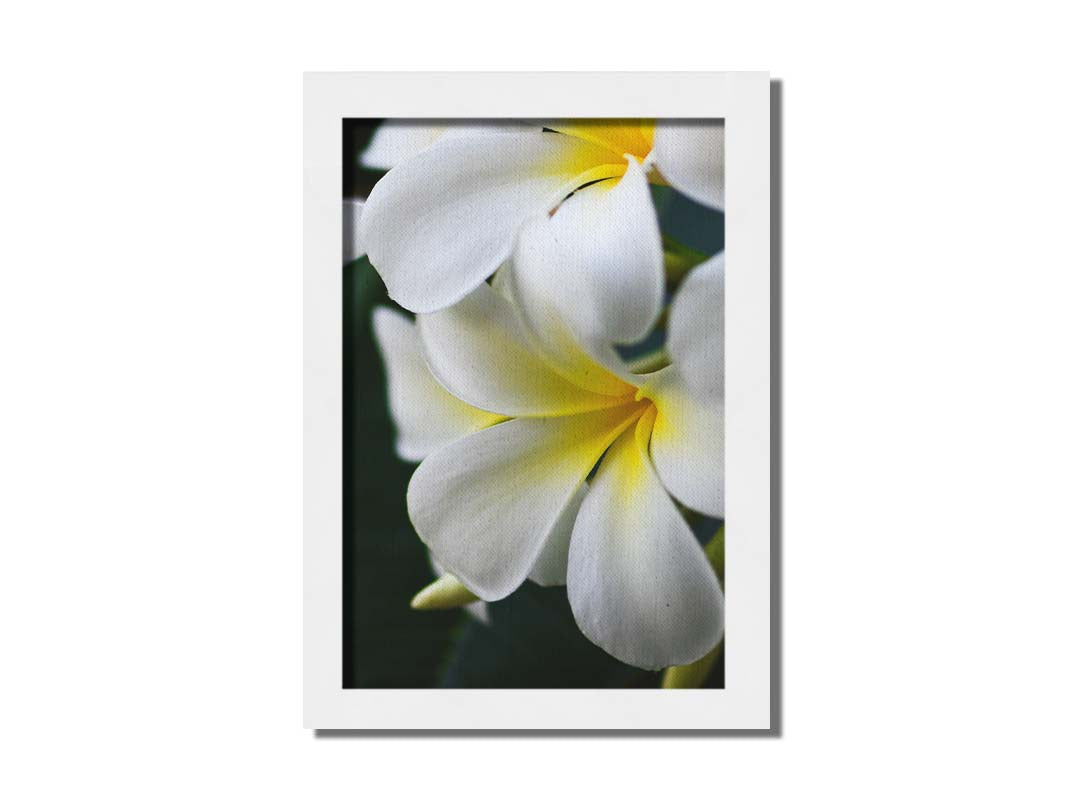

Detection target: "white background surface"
[2, 2, 1065, 798]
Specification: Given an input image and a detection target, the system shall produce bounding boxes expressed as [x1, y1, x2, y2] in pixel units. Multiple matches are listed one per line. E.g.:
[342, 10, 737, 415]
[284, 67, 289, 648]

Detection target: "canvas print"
[343, 120, 725, 689]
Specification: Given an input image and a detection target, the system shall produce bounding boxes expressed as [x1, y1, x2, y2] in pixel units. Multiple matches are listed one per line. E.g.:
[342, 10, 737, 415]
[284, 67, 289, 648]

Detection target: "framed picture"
[305, 72, 771, 730]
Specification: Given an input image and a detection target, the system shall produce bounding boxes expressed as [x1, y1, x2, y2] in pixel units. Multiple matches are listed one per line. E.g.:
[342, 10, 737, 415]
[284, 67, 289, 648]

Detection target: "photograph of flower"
[343, 120, 725, 689]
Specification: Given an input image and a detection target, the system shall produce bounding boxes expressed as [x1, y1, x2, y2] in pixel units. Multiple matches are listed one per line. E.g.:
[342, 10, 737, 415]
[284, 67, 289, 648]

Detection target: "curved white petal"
[359, 122, 445, 170]
[506, 264, 634, 397]
[528, 483, 588, 587]
[429, 555, 489, 624]
[651, 122, 725, 210]
[371, 307, 503, 462]
[466, 599, 490, 625]
[407, 405, 644, 601]
[507, 176, 660, 396]
[642, 365, 725, 517]
[362, 130, 624, 313]
[418, 283, 628, 417]
[667, 253, 725, 397]
[511, 156, 664, 346]
[567, 410, 724, 670]
[343, 199, 365, 263]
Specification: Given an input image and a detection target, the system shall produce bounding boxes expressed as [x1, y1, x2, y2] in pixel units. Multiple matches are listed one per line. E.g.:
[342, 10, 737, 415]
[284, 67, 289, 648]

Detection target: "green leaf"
[705, 524, 725, 586]
[663, 234, 710, 284]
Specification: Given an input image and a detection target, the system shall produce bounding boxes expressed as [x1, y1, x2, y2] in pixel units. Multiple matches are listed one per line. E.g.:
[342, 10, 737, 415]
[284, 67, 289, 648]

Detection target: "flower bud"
[410, 573, 481, 611]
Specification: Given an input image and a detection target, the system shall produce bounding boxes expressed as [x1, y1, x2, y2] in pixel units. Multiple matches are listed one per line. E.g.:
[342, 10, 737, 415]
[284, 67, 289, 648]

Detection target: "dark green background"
[342, 120, 725, 688]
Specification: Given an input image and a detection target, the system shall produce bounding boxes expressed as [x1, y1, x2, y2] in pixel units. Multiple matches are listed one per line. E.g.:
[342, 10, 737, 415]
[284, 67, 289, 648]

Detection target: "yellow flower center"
[578, 383, 660, 478]
[540, 120, 659, 192]
[548, 120, 655, 162]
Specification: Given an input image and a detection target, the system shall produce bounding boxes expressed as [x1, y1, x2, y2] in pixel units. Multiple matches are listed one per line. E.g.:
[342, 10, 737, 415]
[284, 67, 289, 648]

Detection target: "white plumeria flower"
[372, 239, 726, 669]
[360, 120, 724, 316]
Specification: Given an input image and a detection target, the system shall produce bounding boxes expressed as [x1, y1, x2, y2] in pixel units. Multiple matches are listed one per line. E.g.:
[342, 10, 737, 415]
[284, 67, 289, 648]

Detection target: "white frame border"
[304, 72, 770, 729]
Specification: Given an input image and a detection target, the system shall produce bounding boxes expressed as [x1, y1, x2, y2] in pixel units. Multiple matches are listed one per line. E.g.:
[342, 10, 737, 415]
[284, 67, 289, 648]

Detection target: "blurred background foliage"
[343, 120, 725, 688]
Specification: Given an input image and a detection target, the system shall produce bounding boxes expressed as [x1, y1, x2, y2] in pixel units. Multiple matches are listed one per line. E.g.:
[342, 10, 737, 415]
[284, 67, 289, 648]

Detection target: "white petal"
[359, 122, 445, 170]
[506, 268, 634, 397]
[407, 404, 645, 601]
[567, 409, 724, 670]
[465, 601, 490, 625]
[511, 156, 664, 345]
[528, 483, 588, 587]
[666, 254, 725, 397]
[429, 555, 489, 624]
[371, 307, 503, 462]
[418, 283, 630, 417]
[651, 122, 725, 210]
[642, 365, 725, 517]
[507, 178, 658, 396]
[343, 199, 365, 263]
[361, 129, 624, 313]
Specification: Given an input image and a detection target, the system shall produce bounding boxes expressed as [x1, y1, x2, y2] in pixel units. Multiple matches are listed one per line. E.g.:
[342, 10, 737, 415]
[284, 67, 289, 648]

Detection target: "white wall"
[3, 2, 1064, 797]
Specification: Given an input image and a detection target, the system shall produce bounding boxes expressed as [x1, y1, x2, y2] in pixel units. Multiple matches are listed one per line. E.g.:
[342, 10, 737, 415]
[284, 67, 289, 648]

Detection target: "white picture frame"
[304, 72, 771, 730]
